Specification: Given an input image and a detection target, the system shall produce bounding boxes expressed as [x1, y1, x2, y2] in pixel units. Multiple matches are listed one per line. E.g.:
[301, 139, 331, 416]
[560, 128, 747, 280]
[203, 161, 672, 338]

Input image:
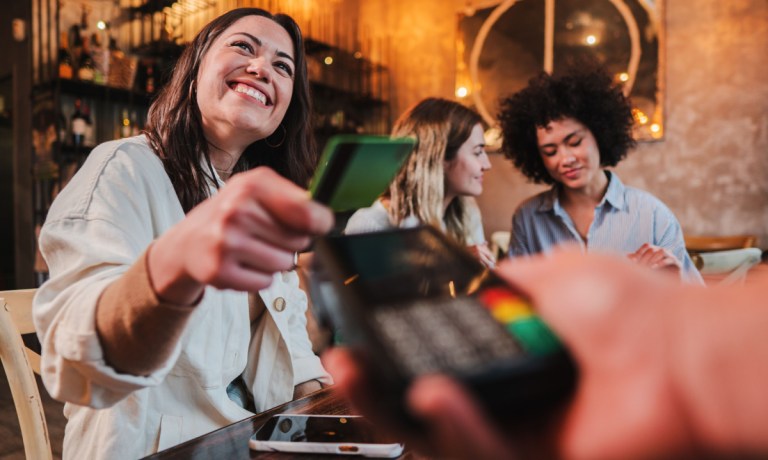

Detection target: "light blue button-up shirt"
[508, 172, 703, 284]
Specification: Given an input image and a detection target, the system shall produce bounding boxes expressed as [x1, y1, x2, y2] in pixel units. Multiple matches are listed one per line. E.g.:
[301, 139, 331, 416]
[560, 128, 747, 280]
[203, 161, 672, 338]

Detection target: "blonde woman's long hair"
[387, 98, 483, 245]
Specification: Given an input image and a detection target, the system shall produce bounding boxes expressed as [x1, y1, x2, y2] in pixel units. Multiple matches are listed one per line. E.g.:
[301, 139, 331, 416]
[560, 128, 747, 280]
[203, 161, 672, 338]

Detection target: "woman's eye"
[231, 41, 252, 52]
[569, 138, 583, 147]
[274, 61, 294, 77]
[542, 149, 557, 157]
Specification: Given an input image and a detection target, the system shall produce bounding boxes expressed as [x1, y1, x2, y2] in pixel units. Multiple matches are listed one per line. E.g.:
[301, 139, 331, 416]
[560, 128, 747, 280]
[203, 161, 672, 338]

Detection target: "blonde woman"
[344, 98, 494, 267]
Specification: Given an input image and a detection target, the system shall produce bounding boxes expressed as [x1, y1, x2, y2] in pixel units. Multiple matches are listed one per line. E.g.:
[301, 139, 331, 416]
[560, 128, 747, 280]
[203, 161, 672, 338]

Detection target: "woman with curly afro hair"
[498, 64, 702, 283]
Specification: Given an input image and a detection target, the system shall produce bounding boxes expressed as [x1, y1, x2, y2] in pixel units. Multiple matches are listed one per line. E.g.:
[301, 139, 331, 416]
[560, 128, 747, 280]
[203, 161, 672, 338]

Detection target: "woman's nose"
[481, 154, 492, 170]
[560, 148, 576, 164]
[247, 57, 271, 82]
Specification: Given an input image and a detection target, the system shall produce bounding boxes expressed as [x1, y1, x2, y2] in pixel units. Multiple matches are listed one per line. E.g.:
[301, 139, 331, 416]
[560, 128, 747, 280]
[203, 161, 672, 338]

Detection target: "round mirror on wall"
[456, 0, 664, 141]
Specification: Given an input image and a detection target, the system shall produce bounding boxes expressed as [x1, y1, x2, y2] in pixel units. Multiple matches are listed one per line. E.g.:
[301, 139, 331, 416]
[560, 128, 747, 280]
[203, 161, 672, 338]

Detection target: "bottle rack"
[30, 0, 193, 284]
[304, 38, 392, 149]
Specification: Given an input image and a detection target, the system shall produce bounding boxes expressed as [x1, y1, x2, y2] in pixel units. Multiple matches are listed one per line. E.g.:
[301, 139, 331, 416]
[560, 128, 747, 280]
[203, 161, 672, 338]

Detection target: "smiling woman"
[145, 8, 316, 211]
[195, 15, 297, 180]
[32, 8, 333, 460]
[499, 63, 703, 284]
[344, 98, 496, 268]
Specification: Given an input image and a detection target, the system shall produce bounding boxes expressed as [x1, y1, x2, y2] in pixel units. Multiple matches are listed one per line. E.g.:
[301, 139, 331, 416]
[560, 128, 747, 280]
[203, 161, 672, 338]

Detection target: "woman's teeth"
[233, 84, 267, 105]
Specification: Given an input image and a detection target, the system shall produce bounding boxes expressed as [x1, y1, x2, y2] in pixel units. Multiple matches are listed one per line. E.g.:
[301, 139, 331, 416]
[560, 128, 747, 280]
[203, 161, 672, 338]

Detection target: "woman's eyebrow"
[233, 32, 295, 63]
[539, 129, 584, 148]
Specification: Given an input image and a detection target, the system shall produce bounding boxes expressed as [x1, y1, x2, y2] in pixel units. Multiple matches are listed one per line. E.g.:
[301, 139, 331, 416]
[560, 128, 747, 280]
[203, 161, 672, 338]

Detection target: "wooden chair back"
[690, 248, 763, 285]
[0, 289, 52, 460]
[685, 234, 758, 253]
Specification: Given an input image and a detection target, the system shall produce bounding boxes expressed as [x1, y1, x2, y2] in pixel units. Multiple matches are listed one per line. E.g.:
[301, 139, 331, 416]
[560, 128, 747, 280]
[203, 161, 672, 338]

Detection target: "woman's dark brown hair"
[144, 8, 316, 212]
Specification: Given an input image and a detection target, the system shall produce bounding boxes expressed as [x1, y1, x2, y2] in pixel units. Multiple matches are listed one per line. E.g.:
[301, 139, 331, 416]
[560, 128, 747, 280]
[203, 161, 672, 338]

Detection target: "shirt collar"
[536, 171, 627, 213]
[602, 171, 627, 211]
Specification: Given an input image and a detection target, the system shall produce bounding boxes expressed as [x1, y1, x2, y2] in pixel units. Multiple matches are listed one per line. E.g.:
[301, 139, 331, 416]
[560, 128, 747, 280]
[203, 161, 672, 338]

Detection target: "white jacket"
[33, 136, 330, 459]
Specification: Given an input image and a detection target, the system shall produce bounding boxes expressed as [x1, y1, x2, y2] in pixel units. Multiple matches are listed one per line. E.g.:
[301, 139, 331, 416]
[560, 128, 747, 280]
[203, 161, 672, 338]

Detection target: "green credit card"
[309, 135, 415, 212]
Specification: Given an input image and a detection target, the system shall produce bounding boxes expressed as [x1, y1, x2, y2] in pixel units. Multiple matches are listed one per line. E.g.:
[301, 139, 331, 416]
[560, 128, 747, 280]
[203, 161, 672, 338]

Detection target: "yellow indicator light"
[490, 300, 532, 323]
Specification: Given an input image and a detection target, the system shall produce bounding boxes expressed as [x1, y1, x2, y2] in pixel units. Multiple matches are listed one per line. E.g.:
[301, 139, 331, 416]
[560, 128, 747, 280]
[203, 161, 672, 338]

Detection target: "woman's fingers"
[628, 244, 681, 273]
[150, 167, 334, 297]
[469, 243, 497, 268]
[232, 169, 334, 237]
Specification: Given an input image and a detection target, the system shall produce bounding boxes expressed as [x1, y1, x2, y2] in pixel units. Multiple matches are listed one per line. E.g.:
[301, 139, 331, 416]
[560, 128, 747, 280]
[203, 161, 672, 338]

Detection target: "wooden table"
[143, 388, 418, 459]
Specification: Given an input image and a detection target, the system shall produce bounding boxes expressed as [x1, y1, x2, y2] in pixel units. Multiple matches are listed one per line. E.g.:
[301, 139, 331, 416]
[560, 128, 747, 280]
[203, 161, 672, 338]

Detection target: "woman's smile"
[230, 81, 271, 106]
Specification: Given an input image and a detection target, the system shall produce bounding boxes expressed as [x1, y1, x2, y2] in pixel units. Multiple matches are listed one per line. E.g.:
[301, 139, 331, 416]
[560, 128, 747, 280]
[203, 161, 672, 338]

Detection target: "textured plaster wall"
[360, 0, 768, 248]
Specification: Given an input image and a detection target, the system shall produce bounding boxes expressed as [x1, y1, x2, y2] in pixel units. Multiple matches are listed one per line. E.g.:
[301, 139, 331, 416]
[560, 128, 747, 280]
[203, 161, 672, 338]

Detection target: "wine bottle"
[58, 32, 73, 79]
[68, 24, 83, 77]
[57, 110, 68, 148]
[120, 109, 132, 138]
[71, 98, 87, 147]
[145, 63, 155, 94]
[82, 102, 95, 147]
[77, 36, 95, 82]
[130, 110, 139, 136]
[91, 32, 108, 85]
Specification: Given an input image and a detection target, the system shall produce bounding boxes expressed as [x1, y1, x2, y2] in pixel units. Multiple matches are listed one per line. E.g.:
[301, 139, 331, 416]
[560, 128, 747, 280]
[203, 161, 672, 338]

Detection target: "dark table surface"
[142, 387, 419, 459]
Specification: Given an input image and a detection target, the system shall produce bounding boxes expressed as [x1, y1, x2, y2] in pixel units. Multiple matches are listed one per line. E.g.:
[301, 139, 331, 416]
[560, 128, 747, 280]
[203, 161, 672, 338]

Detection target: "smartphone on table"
[249, 414, 404, 457]
[309, 226, 577, 426]
[308, 135, 415, 212]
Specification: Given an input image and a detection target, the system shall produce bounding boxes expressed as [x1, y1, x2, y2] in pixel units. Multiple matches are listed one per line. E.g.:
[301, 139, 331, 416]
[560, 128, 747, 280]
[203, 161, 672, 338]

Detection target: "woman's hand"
[149, 168, 333, 305]
[628, 243, 682, 275]
[468, 242, 497, 268]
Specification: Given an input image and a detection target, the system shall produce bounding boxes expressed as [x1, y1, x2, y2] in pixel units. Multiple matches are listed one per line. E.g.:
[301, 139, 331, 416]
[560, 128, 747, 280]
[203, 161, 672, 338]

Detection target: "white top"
[344, 198, 487, 245]
[33, 136, 330, 459]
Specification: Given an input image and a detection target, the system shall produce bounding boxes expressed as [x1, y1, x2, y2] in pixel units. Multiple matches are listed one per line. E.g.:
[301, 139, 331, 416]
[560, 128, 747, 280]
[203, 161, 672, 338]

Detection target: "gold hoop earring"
[265, 124, 286, 148]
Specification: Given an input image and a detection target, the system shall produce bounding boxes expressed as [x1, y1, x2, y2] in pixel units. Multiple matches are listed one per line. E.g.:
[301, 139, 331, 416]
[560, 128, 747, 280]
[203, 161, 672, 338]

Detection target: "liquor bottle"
[77, 36, 95, 82]
[71, 98, 87, 148]
[80, 3, 89, 30]
[130, 110, 140, 136]
[145, 63, 155, 94]
[58, 32, 73, 79]
[57, 110, 68, 148]
[68, 24, 83, 77]
[120, 109, 132, 138]
[82, 102, 95, 147]
[91, 32, 109, 85]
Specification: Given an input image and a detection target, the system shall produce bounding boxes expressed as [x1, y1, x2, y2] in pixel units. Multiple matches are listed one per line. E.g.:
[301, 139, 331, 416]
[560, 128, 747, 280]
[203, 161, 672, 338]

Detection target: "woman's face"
[536, 118, 603, 191]
[196, 15, 295, 150]
[444, 123, 491, 199]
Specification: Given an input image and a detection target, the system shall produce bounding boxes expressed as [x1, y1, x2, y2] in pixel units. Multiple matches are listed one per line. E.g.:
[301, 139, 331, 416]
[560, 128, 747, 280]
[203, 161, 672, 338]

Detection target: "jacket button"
[273, 297, 286, 312]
